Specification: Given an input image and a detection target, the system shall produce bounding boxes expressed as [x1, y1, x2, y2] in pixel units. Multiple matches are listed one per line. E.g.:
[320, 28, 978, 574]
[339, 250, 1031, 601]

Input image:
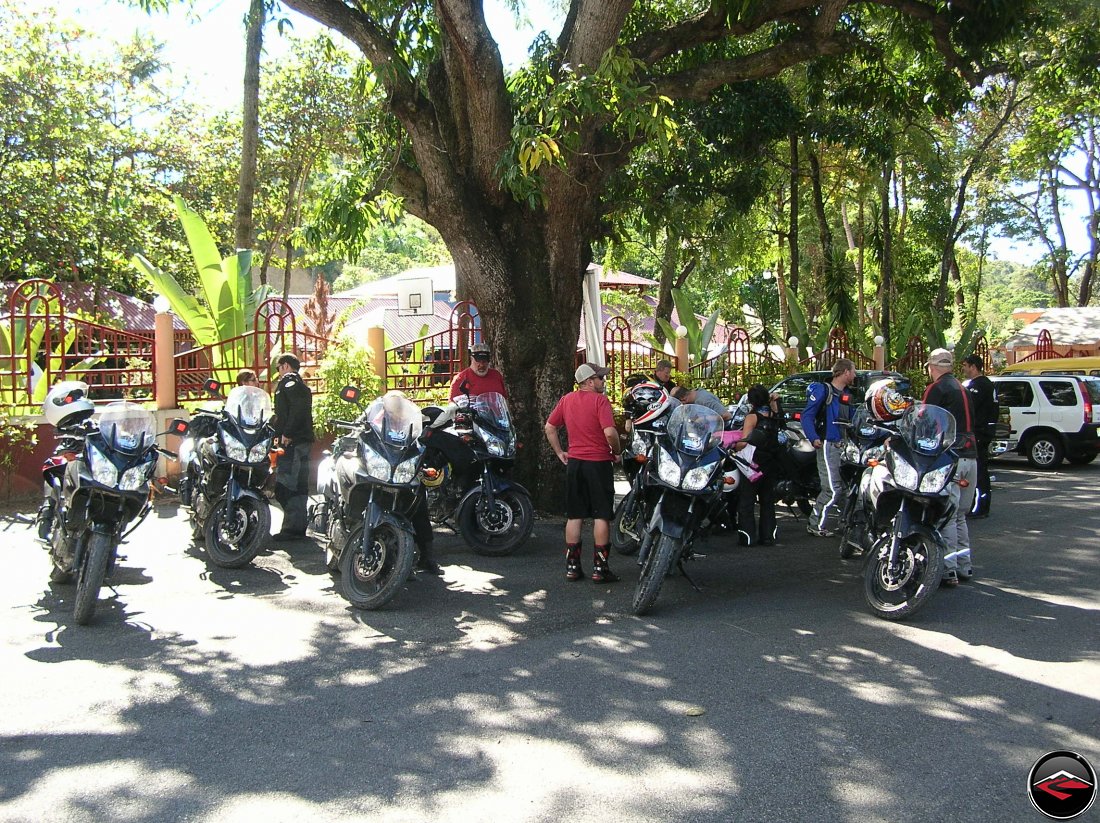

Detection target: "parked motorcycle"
[178, 381, 275, 569]
[836, 407, 894, 559]
[632, 403, 734, 615]
[770, 421, 820, 516]
[314, 387, 419, 610]
[850, 403, 958, 620]
[419, 390, 534, 555]
[40, 388, 169, 624]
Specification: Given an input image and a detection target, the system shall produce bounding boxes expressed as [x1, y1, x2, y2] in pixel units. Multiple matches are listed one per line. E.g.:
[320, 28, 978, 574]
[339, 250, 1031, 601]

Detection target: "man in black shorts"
[544, 362, 623, 583]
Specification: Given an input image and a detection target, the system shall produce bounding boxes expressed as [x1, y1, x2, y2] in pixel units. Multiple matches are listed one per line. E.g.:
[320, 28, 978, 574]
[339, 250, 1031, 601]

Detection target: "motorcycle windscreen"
[470, 391, 511, 430]
[225, 385, 273, 427]
[97, 402, 157, 454]
[895, 403, 956, 455]
[664, 403, 723, 456]
[365, 392, 424, 445]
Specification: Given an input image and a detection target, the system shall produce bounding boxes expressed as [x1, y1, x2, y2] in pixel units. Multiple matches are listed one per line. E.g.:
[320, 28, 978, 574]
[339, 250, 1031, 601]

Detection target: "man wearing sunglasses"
[449, 342, 508, 400]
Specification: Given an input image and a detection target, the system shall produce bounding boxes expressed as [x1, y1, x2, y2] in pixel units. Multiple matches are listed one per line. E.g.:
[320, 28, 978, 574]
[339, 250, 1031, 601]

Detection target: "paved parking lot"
[1, 459, 1098, 822]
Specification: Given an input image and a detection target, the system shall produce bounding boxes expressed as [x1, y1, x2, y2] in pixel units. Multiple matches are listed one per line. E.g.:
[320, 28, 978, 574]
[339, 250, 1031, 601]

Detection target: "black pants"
[737, 471, 776, 545]
[972, 438, 991, 516]
[274, 441, 312, 533]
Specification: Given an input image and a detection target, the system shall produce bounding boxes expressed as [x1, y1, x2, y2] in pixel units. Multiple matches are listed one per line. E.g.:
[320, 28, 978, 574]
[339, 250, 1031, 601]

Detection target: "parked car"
[999, 356, 1100, 377]
[989, 374, 1100, 468]
[732, 370, 911, 429]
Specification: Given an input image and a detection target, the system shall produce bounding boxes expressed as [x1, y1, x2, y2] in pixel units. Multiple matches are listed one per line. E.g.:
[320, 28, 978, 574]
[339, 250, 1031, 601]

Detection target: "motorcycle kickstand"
[677, 559, 703, 592]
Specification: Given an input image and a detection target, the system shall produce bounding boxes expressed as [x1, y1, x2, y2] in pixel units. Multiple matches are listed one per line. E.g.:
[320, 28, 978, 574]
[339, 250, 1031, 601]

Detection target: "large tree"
[281, 0, 1031, 500]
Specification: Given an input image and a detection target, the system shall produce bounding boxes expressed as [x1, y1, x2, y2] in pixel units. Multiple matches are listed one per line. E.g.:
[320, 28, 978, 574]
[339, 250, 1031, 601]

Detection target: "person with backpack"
[962, 354, 996, 518]
[802, 358, 856, 536]
[734, 384, 781, 546]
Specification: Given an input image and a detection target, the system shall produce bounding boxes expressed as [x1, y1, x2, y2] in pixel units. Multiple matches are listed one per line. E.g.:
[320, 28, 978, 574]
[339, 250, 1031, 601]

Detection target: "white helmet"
[43, 380, 94, 429]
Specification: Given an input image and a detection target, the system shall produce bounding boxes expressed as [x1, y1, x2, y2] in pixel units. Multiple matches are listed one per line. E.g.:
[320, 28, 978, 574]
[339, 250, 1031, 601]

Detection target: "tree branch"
[558, 0, 634, 68]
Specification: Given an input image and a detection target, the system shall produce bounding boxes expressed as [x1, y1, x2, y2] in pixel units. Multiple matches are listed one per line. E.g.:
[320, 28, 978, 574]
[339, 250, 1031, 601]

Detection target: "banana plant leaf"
[132, 253, 219, 345]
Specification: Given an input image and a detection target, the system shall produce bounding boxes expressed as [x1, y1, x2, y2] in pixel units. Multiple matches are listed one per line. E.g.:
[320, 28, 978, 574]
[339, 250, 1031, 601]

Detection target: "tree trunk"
[788, 133, 800, 297]
[879, 160, 894, 353]
[235, 0, 264, 265]
[653, 225, 681, 346]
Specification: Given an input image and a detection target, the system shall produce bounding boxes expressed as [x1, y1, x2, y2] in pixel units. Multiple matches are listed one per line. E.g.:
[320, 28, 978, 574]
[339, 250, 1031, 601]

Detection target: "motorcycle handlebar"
[329, 419, 358, 429]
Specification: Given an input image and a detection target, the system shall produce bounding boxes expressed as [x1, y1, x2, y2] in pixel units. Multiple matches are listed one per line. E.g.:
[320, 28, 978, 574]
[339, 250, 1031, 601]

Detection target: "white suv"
[989, 374, 1100, 468]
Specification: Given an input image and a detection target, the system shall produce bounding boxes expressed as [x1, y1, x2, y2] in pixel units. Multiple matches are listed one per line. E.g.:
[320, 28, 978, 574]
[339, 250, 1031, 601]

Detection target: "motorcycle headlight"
[890, 453, 919, 491]
[841, 440, 860, 464]
[682, 461, 719, 491]
[363, 445, 391, 481]
[179, 438, 195, 466]
[393, 456, 419, 484]
[88, 446, 118, 486]
[248, 441, 270, 463]
[919, 463, 954, 494]
[631, 431, 647, 454]
[475, 424, 507, 458]
[656, 446, 682, 486]
[223, 432, 248, 462]
[120, 462, 153, 491]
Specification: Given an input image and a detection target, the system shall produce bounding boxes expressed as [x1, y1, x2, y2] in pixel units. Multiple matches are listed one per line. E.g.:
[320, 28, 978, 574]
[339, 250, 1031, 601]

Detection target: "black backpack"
[813, 382, 851, 436]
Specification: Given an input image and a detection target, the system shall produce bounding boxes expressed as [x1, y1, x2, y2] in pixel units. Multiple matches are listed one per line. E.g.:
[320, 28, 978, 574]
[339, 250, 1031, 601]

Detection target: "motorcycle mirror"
[202, 377, 222, 396]
[168, 419, 190, 436]
[339, 385, 361, 404]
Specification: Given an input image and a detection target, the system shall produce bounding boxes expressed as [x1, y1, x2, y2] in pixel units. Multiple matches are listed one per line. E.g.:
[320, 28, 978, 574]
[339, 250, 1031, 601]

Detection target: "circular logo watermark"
[1028, 750, 1096, 820]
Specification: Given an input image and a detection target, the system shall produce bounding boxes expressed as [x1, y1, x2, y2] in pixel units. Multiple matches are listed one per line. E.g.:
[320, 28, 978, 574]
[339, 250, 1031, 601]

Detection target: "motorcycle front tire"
[73, 531, 113, 625]
[863, 526, 944, 621]
[203, 495, 271, 569]
[339, 522, 415, 610]
[456, 488, 534, 556]
[632, 533, 680, 616]
[610, 489, 642, 556]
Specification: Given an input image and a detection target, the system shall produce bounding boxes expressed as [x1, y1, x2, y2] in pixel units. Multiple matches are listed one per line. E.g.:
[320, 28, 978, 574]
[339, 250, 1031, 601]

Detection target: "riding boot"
[565, 543, 585, 581]
[591, 544, 619, 583]
[416, 541, 444, 575]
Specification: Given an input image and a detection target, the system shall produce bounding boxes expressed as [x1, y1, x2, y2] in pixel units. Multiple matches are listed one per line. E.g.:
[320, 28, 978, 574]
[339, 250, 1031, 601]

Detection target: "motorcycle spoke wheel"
[611, 490, 643, 555]
[632, 533, 680, 616]
[458, 489, 534, 556]
[339, 523, 414, 610]
[73, 532, 113, 625]
[863, 531, 943, 621]
[203, 497, 270, 569]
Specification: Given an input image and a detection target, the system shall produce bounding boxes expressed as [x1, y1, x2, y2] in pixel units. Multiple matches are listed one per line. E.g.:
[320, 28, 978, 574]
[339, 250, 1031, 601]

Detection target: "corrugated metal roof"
[1, 282, 188, 331]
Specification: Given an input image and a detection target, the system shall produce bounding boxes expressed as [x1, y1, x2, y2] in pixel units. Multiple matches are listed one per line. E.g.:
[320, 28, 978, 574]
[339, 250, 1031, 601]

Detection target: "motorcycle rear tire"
[73, 532, 112, 625]
[610, 489, 642, 556]
[204, 496, 270, 569]
[632, 533, 680, 616]
[339, 522, 415, 609]
[863, 526, 944, 621]
[457, 488, 534, 556]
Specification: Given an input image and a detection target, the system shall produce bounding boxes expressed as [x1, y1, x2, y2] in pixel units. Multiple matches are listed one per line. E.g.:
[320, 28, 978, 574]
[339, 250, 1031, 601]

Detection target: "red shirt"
[450, 367, 508, 400]
[546, 390, 616, 461]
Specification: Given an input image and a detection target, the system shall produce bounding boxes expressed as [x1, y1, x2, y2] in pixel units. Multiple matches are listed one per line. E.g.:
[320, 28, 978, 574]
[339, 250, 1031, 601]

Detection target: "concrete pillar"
[367, 326, 386, 387]
[675, 333, 689, 374]
[873, 335, 885, 370]
[154, 310, 176, 411]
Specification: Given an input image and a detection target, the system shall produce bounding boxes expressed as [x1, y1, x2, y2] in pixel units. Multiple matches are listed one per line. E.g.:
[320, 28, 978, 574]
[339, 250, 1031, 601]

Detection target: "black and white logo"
[1028, 750, 1096, 820]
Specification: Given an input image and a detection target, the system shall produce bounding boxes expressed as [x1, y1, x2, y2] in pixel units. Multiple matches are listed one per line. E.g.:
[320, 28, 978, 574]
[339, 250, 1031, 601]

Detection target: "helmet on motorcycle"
[43, 381, 94, 429]
[866, 378, 913, 422]
[623, 381, 671, 425]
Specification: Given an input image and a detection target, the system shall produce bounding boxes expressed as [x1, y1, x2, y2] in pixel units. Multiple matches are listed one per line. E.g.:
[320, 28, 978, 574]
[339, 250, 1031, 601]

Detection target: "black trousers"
[737, 471, 776, 544]
[972, 438, 991, 516]
[274, 441, 312, 533]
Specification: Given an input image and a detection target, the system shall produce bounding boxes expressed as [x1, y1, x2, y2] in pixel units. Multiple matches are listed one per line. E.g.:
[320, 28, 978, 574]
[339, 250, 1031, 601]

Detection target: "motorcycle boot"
[565, 543, 585, 581]
[591, 545, 619, 583]
[416, 540, 444, 575]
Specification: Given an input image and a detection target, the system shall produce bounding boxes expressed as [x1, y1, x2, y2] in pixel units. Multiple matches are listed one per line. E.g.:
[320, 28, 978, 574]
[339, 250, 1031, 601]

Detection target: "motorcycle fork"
[224, 471, 242, 523]
[478, 464, 498, 509]
[884, 498, 911, 574]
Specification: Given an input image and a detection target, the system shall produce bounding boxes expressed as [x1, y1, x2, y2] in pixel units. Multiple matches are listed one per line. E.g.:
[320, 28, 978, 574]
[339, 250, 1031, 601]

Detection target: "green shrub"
[313, 337, 384, 437]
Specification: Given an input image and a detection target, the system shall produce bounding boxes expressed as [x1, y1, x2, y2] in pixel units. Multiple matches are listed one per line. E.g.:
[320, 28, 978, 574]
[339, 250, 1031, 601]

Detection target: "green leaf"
[131, 253, 218, 344]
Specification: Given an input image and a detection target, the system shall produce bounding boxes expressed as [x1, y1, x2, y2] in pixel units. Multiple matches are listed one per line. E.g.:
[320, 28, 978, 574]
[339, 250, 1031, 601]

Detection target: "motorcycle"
[632, 403, 734, 615]
[419, 390, 534, 555]
[178, 380, 275, 569]
[836, 408, 895, 559]
[313, 387, 419, 610]
[42, 397, 169, 624]
[850, 403, 958, 620]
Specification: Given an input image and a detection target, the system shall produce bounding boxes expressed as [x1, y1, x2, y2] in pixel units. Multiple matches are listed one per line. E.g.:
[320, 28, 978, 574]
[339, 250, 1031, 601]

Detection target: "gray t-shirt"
[693, 388, 729, 418]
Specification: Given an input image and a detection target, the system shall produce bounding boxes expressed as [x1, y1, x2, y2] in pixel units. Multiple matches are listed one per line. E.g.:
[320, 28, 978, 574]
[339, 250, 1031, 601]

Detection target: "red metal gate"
[384, 301, 480, 401]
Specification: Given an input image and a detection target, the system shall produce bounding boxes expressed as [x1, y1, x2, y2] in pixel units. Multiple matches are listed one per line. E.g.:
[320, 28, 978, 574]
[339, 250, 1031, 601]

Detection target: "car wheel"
[1025, 433, 1064, 469]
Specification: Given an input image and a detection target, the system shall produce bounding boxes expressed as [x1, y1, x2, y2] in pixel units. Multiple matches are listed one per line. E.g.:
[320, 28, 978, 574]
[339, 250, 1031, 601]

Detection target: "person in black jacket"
[734, 384, 780, 546]
[922, 348, 977, 585]
[271, 354, 314, 540]
[962, 354, 996, 518]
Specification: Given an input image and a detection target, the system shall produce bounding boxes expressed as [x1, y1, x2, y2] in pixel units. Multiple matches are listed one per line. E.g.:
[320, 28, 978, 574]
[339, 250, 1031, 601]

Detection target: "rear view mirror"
[339, 385, 361, 404]
[169, 419, 190, 436]
[203, 378, 222, 396]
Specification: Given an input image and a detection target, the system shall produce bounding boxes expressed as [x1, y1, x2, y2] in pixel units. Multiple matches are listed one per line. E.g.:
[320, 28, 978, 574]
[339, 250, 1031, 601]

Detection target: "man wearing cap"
[450, 342, 507, 400]
[923, 347, 978, 586]
[544, 363, 623, 583]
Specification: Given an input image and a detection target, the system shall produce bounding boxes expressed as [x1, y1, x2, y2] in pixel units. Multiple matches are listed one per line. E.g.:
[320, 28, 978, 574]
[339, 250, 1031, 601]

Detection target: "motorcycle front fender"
[654, 496, 690, 539]
[364, 500, 413, 536]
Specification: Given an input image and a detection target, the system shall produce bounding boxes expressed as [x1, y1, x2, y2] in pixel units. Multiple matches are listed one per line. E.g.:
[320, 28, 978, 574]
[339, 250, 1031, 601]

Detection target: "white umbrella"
[581, 265, 605, 366]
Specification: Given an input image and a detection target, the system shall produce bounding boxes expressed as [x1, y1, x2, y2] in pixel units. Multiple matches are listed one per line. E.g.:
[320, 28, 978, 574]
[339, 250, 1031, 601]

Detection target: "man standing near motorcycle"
[923, 348, 978, 586]
[271, 354, 314, 541]
[544, 362, 623, 583]
[962, 354, 996, 518]
[450, 342, 507, 400]
[803, 358, 856, 536]
[653, 359, 676, 392]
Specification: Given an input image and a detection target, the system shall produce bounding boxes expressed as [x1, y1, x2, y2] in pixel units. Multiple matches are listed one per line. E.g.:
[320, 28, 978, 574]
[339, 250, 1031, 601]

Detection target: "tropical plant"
[312, 335, 383, 438]
[0, 406, 37, 500]
[653, 288, 720, 363]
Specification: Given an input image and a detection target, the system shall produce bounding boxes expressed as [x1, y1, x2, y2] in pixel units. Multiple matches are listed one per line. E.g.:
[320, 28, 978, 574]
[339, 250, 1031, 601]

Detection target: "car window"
[1080, 378, 1100, 403]
[1040, 380, 1078, 407]
[995, 381, 1034, 407]
[773, 375, 817, 410]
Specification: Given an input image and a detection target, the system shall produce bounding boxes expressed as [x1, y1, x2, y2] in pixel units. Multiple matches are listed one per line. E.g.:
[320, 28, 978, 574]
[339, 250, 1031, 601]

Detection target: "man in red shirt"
[544, 362, 623, 583]
[450, 342, 508, 400]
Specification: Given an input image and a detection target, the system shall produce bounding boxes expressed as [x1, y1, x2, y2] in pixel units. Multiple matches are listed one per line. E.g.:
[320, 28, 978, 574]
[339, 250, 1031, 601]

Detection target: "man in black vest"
[962, 354, 996, 518]
[271, 354, 314, 540]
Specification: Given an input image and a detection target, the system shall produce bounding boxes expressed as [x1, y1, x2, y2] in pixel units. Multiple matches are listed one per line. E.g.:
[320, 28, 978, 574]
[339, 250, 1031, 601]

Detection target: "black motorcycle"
[852, 403, 958, 620]
[836, 407, 894, 559]
[420, 390, 534, 555]
[314, 388, 419, 610]
[178, 381, 275, 569]
[610, 388, 676, 555]
[44, 401, 168, 624]
[632, 403, 732, 615]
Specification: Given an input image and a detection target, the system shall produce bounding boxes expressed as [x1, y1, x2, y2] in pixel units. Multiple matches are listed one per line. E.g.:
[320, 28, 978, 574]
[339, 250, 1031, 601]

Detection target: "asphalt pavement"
[1, 458, 1098, 822]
